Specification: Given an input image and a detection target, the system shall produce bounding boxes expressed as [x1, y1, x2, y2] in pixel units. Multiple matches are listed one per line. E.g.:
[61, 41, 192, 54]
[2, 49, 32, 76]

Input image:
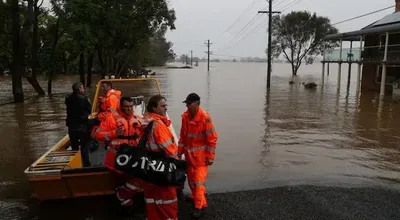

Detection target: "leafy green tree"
[2, 0, 176, 99]
[271, 11, 338, 75]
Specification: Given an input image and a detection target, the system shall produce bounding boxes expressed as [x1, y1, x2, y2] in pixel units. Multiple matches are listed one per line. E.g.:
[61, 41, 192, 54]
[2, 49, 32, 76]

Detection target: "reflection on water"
[0, 63, 400, 218]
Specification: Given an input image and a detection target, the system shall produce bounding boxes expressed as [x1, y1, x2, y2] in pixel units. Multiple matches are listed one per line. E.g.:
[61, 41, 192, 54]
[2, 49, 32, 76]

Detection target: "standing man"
[178, 93, 218, 219]
[65, 82, 92, 167]
[142, 94, 179, 220]
[92, 97, 143, 208]
[97, 81, 121, 121]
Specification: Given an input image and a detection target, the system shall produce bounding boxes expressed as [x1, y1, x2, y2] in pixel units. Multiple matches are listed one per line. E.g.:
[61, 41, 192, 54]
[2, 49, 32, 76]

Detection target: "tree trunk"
[105, 55, 109, 77]
[114, 59, 120, 78]
[26, 76, 45, 94]
[86, 53, 93, 87]
[291, 63, 297, 76]
[19, 0, 45, 96]
[31, 0, 39, 78]
[79, 50, 85, 85]
[47, 77, 52, 95]
[12, 0, 45, 100]
[97, 49, 106, 78]
[111, 56, 114, 76]
[28, 0, 45, 96]
[63, 53, 67, 74]
[11, 0, 24, 102]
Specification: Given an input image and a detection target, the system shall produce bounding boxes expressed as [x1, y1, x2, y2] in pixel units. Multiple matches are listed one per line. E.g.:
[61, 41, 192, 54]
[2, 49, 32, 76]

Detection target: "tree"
[12, 0, 47, 102]
[179, 54, 189, 64]
[2, 0, 176, 99]
[142, 26, 176, 66]
[0, 0, 12, 75]
[271, 11, 338, 75]
[10, 0, 26, 102]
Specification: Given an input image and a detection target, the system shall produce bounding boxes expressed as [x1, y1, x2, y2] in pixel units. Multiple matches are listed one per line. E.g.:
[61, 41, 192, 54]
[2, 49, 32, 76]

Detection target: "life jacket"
[98, 89, 122, 121]
[93, 109, 143, 172]
[146, 113, 178, 158]
[178, 107, 218, 166]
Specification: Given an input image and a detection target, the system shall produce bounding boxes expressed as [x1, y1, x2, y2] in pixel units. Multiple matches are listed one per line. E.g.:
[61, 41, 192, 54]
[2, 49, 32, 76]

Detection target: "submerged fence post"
[322, 50, 325, 86]
[338, 39, 343, 90]
[380, 32, 389, 98]
[347, 41, 353, 91]
[356, 36, 363, 92]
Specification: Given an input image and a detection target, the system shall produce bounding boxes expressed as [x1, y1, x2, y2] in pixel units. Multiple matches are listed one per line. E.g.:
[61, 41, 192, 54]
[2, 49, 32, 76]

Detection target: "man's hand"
[117, 126, 125, 136]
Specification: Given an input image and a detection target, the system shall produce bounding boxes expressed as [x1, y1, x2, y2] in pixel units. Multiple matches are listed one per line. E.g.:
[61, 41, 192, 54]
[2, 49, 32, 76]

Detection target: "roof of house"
[363, 11, 400, 28]
[325, 10, 400, 41]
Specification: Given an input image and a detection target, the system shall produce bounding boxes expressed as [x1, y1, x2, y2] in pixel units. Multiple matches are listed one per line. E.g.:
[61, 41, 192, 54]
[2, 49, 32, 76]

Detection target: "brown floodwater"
[1, 62, 400, 219]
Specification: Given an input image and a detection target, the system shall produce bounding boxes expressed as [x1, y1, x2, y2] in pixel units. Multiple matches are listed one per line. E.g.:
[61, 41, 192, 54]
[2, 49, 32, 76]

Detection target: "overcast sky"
[166, 0, 396, 59]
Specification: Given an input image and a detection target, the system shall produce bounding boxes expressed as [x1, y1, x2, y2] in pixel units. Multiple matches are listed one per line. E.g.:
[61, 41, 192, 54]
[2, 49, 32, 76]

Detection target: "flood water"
[1, 62, 400, 219]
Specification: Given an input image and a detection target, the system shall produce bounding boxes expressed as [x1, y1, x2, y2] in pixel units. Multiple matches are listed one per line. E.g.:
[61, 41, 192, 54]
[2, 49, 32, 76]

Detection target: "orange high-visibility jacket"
[100, 89, 122, 112]
[98, 89, 122, 121]
[146, 113, 178, 158]
[92, 109, 143, 171]
[143, 112, 179, 220]
[178, 107, 218, 166]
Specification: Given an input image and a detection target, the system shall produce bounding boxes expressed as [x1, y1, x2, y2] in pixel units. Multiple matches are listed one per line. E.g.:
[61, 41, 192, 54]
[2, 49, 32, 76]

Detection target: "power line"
[281, 0, 305, 12]
[332, 5, 395, 26]
[216, 18, 267, 53]
[215, 14, 261, 52]
[219, 0, 261, 36]
[275, 0, 296, 10]
[231, 14, 261, 40]
[273, 0, 292, 8]
[212, 4, 396, 60]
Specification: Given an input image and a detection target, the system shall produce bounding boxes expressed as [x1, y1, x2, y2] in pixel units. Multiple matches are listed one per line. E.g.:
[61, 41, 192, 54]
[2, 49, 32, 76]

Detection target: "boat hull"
[28, 169, 123, 200]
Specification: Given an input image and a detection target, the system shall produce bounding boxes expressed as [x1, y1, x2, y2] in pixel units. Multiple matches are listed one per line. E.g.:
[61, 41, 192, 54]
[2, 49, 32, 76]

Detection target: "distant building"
[323, 0, 400, 96]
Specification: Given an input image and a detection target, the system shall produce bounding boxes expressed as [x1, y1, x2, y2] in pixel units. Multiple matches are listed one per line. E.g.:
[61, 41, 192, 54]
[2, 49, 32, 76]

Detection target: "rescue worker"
[65, 82, 92, 167]
[178, 93, 218, 219]
[97, 81, 122, 121]
[143, 94, 179, 220]
[92, 96, 143, 208]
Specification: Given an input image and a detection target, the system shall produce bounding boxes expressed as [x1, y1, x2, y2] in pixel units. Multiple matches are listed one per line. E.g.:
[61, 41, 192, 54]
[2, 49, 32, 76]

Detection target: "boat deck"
[89, 144, 107, 167]
[66, 142, 107, 167]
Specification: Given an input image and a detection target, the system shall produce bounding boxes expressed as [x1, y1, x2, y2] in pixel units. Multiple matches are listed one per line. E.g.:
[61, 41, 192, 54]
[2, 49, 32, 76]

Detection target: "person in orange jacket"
[142, 94, 179, 220]
[178, 93, 218, 219]
[97, 81, 122, 121]
[92, 96, 143, 208]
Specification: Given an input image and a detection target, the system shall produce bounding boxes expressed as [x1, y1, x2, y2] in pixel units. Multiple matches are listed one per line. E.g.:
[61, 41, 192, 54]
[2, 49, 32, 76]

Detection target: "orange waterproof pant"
[187, 166, 209, 209]
[143, 182, 178, 220]
[116, 178, 143, 207]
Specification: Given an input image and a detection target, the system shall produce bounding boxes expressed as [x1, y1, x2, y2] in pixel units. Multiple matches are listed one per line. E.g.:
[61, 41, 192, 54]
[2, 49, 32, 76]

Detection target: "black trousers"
[68, 125, 91, 167]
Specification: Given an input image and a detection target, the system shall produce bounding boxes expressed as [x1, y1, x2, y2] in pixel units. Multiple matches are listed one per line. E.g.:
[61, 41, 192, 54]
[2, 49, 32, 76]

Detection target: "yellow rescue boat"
[24, 78, 179, 200]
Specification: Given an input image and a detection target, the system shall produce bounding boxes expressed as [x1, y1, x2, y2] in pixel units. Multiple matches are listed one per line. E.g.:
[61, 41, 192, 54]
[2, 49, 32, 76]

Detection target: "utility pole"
[259, 0, 280, 89]
[190, 50, 193, 66]
[205, 39, 212, 71]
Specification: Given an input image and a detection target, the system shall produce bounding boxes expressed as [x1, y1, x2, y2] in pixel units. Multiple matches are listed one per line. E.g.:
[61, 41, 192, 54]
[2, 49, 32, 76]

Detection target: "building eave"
[324, 22, 400, 41]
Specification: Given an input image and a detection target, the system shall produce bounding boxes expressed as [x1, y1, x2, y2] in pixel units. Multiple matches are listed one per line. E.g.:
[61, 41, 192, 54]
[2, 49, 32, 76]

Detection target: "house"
[323, 0, 400, 96]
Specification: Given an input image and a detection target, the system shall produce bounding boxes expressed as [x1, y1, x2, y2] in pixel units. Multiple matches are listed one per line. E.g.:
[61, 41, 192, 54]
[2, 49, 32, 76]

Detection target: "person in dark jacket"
[65, 82, 92, 167]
